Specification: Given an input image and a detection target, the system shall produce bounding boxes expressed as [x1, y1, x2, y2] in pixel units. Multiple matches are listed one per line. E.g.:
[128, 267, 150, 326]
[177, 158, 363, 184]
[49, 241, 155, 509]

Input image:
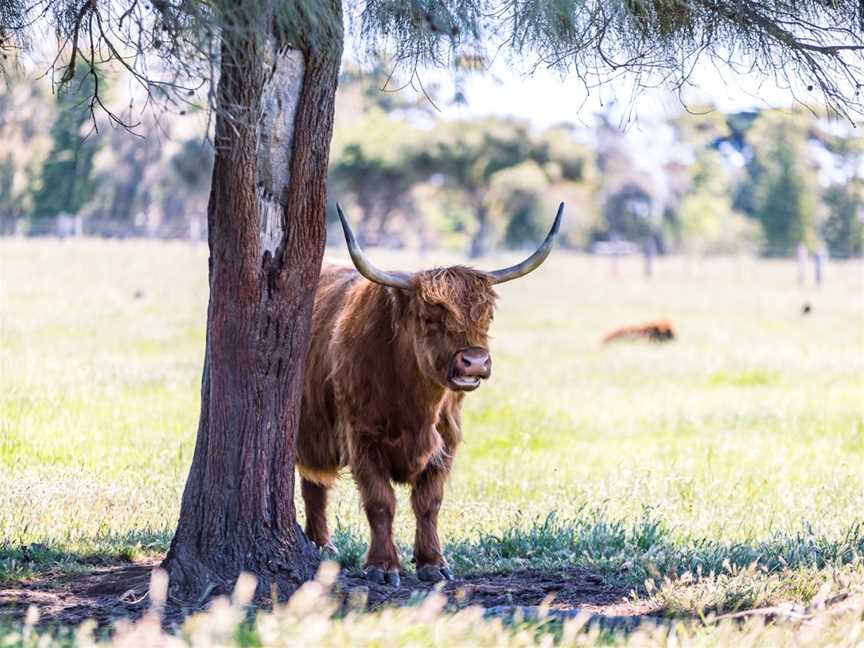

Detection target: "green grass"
[1, 240, 864, 643]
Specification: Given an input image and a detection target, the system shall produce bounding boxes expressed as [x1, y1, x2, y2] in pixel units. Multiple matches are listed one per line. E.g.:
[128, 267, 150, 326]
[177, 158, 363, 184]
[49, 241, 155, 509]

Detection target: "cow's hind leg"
[301, 477, 337, 554]
[352, 459, 401, 586]
[411, 457, 453, 582]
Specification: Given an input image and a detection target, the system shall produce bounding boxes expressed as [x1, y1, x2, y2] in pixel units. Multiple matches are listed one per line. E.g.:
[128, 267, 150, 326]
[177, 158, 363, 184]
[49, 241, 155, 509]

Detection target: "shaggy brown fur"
[602, 320, 675, 344]
[296, 261, 497, 582]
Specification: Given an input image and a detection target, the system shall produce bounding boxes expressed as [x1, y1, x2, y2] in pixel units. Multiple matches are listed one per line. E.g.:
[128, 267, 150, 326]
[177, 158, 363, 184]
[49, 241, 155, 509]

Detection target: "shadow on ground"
[0, 558, 654, 629]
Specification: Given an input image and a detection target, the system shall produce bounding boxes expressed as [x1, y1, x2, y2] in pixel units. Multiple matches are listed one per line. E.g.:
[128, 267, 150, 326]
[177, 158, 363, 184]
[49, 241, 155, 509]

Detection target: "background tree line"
[2, 67, 861, 258]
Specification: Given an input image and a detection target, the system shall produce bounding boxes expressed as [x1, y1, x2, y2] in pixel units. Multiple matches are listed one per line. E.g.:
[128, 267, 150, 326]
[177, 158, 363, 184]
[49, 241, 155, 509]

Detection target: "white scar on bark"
[258, 47, 305, 258]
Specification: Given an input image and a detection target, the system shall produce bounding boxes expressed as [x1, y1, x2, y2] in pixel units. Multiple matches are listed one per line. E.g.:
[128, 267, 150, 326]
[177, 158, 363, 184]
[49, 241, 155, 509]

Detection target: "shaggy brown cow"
[602, 320, 675, 344]
[295, 203, 564, 587]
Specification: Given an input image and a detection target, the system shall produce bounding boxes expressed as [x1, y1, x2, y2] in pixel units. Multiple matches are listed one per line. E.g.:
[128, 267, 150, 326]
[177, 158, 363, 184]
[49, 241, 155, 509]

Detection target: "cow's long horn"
[487, 203, 564, 284]
[336, 203, 413, 290]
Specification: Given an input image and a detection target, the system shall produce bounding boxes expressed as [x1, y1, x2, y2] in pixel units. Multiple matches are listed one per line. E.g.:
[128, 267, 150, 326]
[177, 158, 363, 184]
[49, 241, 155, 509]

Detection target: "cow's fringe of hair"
[412, 266, 497, 341]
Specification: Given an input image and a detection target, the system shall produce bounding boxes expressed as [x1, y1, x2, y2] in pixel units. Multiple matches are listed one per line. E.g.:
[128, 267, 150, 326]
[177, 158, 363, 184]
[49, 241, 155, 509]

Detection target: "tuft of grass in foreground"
[2, 564, 864, 647]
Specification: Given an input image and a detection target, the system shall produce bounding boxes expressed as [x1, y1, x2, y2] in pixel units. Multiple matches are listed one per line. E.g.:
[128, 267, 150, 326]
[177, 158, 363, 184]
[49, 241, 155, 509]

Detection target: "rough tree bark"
[162, 1, 343, 603]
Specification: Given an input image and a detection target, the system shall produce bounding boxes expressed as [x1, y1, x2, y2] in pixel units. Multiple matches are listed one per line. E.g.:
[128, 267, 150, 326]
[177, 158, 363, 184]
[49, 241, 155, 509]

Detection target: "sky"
[392, 54, 808, 132]
[368, 56, 801, 175]
[340, 40, 831, 179]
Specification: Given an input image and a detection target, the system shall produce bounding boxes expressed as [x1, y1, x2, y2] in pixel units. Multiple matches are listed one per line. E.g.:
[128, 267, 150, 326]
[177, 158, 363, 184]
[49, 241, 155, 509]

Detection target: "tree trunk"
[162, 2, 343, 604]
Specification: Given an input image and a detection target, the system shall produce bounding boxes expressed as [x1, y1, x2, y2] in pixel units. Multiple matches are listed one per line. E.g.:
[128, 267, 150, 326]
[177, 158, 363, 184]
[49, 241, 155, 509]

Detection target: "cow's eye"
[424, 317, 439, 329]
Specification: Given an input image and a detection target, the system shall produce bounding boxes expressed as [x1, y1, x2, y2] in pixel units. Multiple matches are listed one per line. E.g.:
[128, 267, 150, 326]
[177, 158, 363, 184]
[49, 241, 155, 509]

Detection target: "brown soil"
[0, 560, 658, 630]
[341, 567, 648, 614]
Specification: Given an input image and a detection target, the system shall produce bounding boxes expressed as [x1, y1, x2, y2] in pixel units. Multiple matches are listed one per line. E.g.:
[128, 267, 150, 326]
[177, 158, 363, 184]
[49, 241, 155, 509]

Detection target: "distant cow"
[296, 203, 564, 586]
[602, 320, 675, 344]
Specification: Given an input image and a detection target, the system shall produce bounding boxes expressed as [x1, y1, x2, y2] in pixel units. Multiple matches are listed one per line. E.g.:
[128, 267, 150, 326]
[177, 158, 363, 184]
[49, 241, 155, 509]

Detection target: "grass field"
[1, 239, 863, 645]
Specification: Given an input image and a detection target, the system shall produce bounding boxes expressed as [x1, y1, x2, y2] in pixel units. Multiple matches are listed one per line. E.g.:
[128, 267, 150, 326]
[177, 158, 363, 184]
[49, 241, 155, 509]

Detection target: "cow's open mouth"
[448, 374, 483, 391]
[446, 347, 491, 392]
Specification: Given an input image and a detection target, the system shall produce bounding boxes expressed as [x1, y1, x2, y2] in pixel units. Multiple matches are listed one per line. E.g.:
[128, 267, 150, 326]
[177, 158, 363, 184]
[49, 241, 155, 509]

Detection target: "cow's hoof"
[416, 565, 454, 582]
[365, 567, 400, 587]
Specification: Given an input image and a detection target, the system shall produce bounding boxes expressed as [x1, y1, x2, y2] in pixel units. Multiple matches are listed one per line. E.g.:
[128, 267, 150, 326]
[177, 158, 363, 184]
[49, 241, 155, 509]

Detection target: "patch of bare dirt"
[0, 561, 656, 629]
[341, 566, 647, 614]
[0, 561, 157, 628]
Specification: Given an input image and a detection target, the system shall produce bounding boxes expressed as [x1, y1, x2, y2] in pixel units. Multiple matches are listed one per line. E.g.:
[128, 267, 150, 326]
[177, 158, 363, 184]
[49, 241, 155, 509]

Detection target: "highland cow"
[602, 320, 675, 344]
[295, 203, 564, 586]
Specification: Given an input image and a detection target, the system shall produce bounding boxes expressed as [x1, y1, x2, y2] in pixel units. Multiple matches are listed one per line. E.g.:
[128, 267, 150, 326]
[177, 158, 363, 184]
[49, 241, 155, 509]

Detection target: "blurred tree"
[488, 160, 549, 247]
[0, 72, 55, 232]
[745, 110, 820, 256]
[329, 110, 424, 244]
[523, 126, 597, 248]
[425, 117, 534, 256]
[159, 139, 214, 234]
[421, 118, 596, 255]
[818, 128, 864, 257]
[593, 113, 668, 248]
[85, 121, 163, 234]
[533, 126, 592, 183]
[603, 181, 658, 242]
[0, 154, 20, 234]
[822, 182, 864, 257]
[672, 108, 762, 254]
[28, 65, 101, 234]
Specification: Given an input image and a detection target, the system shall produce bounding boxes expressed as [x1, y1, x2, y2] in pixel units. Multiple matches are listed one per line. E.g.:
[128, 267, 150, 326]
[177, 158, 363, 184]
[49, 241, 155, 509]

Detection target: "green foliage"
[327, 106, 597, 254]
[329, 109, 425, 244]
[7, 0, 861, 125]
[337, 63, 440, 117]
[591, 115, 667, 247]
[28, 65, 101, 232]
[744, 110, 820, 256]
[489, 161, 549, 248]
[416, 118, 594, 253]
[531, 126, 592, 183]
[171, 140, 214, 190]
[822, 182, 864, 258]
[671, 107, 731, 150]
[0, 154, 20, 232]
[427, 118, 535, 193]
[819, 132, 864, 258]
[678, 192, 762, 255]
[424, 117, 535, 255]
[675, 132, 761, 254]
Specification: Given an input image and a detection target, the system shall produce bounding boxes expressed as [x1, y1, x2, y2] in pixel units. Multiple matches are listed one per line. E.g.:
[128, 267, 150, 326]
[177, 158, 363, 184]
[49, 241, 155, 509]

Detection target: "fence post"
[813, 246, 827, 286]
[797, 243, 807, 285]
[643, 237, 657, 278]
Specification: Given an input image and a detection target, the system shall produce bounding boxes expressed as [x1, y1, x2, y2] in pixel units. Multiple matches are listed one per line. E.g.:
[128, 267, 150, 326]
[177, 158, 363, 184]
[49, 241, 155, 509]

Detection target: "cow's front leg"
[411, 458, 453, 582]
[352, 459, 401, 587]
[301, 477, 337, 554]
